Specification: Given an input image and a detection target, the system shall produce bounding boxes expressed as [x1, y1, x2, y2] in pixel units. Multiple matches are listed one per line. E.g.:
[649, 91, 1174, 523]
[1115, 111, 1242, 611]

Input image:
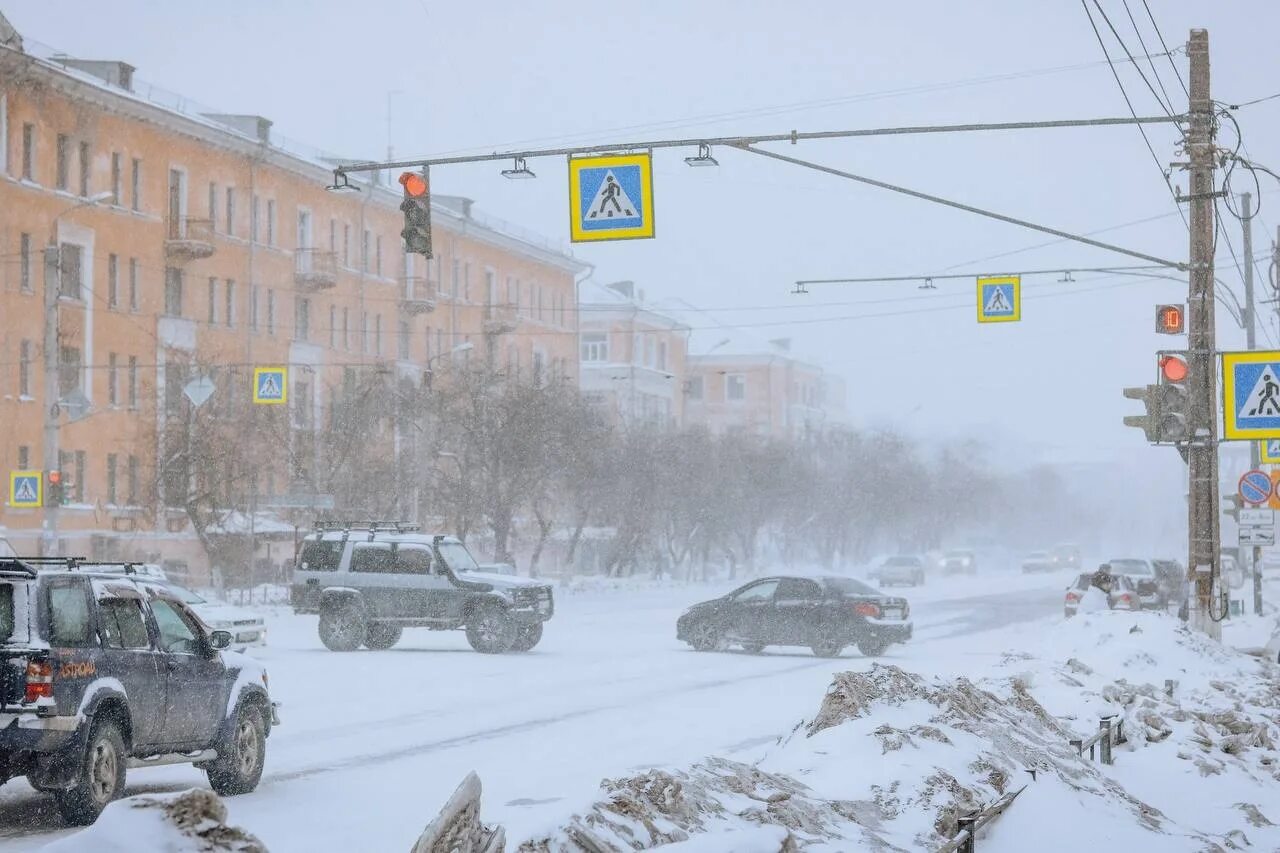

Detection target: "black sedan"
[676, 575, 912, 658]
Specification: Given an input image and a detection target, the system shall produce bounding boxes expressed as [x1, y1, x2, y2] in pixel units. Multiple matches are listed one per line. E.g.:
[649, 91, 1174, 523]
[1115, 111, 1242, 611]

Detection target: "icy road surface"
[0, 571, 1074, 851]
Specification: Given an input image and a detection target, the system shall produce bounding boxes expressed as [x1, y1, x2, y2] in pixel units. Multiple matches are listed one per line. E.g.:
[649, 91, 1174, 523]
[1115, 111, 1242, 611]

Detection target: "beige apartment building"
[0, 28, 586, 577]
[578, 280, 690, 428]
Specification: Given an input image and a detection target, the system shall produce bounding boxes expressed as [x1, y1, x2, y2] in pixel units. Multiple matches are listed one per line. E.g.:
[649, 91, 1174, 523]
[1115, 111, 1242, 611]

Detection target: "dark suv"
[676, 575, 913, 658]
[291, 522, 555, 653]
[0, 559, 277, 825]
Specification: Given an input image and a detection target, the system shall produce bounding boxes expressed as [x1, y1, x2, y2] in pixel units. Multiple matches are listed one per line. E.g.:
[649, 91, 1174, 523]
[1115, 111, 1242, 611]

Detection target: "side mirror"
[209, 630, 233, 651]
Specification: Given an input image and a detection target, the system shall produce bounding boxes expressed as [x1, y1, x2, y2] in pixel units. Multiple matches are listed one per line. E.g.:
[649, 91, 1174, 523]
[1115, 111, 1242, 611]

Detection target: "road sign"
[1239, 508, 1275, 526]
[253, 367, 288, 405]
[1261, 440, 1280, 464]
[1269, 470, 1280, 511]
[1239, 469, 1273, 505]
[184, 375, 216, 408]
[567, 153, 655, 243]
[976, 275, 1020, 323]
[9, 471, 41, 508]
[1222, 351, 1280, 439]
[1239, 526, 1276, 546]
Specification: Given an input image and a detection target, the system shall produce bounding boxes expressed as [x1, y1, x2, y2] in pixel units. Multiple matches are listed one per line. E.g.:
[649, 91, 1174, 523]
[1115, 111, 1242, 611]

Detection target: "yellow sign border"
[10, 470, 42, 508]
[567, 152, 655, 243]
[976, 275, 1021, 324]
[252, 367, 288, 405]
[1222, 350, 1280, 439]
[1262, 440, 1280, 464]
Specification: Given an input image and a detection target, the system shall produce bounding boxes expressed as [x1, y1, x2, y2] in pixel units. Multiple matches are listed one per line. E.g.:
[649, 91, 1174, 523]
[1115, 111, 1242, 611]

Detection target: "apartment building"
[578, 280, 690, 428]
[0, 31, 586, 575]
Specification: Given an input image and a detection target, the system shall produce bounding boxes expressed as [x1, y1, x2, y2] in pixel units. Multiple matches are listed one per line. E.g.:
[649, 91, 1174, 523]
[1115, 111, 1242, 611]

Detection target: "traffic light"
[1122, 352, 1190, 443]
[1155, 304, 1185, 334]
[46, 470, 65, 506]
[398, 170, 432, 258]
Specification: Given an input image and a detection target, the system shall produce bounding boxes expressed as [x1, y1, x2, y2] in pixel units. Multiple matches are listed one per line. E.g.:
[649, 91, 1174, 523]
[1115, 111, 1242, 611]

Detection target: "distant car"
[1051, 544, 1082, 571]
[1150, 559, 1185, 609]
[1021, 551, 1057, 573]
[166, 583, 267, 649]
[1107, 559, 1162, 609]
[876, 555, 926, 587]
[1064, 572, 1141, 617]
[478, 562, 518, 577]
[676, 575, 912, 658]
[941, 549, 977, 575]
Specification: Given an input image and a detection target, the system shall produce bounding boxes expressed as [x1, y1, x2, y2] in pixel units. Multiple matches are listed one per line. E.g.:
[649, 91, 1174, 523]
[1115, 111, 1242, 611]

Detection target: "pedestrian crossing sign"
[253, 367, 288, 405]
[1261, 439, 1280, 464]
[1223, 351, 1280, 439]
[9, 471, 41, 508]
[567, 152, 655, 243]
[976, 275, 1020, 323]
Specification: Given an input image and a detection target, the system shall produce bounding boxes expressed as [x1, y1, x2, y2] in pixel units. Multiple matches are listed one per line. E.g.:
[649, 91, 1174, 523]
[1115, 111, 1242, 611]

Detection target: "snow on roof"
[204, 511, 295, 536]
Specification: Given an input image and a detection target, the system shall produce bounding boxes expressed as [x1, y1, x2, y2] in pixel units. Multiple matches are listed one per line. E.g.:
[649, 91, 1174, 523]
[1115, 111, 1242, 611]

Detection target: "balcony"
[295, 249, 338, 291]
[483, 302, 518, 335]
[399, 276, 436, 315]
[164, 217, 216, 262]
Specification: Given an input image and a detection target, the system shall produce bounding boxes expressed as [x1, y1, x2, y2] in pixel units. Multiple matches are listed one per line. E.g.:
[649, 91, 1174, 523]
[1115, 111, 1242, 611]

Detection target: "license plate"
[881, 608, 901, 620]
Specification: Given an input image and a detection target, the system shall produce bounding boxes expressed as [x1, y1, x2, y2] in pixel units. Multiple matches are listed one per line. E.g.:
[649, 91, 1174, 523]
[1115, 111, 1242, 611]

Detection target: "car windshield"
[823, 577, 878, 596]
[1109, 559, 1153, 576]
[162, 583, 206, 605]
[884, 556, 919, 566]
[438, 541, 480, 573]
[0, 584, 13, 642]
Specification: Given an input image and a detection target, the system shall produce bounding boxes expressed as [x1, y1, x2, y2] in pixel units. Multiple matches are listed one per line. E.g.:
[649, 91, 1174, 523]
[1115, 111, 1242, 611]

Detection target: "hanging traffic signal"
[1123, 352, 1190, 444]
[46, 470, 65, 506]
[1155, 304, 1185, 334]
[398, 169, 432, 258]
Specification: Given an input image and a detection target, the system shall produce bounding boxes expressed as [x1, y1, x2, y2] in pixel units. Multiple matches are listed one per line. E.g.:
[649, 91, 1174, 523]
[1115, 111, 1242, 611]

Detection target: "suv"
[874, 555, 926, 587]
[291, 523, 555, 654]
[0, 558, 277, 825]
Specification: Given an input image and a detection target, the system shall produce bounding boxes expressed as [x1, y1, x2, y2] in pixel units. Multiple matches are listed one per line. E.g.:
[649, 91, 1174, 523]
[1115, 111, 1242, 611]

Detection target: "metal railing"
[1069, 714, 1126, 765]
[938, 786, 1027, 853]
[165, 216, 214, 243]
[294, 249, 338, 287]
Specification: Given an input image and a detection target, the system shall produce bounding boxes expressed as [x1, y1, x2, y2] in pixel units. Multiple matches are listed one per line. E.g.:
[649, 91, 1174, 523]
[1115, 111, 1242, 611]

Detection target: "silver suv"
[290, 523, 554, 653]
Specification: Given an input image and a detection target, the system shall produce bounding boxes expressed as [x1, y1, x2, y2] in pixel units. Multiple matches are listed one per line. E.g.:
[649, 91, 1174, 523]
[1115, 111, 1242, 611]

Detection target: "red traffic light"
[1155, 304, 1185, 334]
[47, 470, 62, 485]
[399, 172, 428, 198]
[1160, 354, 1188, 382]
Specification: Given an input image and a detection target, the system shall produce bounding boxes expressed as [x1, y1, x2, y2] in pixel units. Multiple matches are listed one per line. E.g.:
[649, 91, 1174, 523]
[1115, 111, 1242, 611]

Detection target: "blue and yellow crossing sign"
[1223, 351, 1280, 440]
[567, 152, 655, 243]
[9, 471, 42, 508]
[1261, 440, 1280, 464]
[976, 275, 1020, 323]
[252, 367, 288, 405]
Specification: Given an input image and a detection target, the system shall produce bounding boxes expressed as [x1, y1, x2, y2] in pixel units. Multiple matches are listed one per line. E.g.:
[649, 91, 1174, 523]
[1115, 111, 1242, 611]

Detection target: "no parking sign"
[1239, 469, 1273, 506]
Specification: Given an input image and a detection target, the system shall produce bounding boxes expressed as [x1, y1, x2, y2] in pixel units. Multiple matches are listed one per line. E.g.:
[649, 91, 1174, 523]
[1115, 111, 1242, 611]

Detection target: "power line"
[1140, 0, 1189, 98]
[1090, 0, 1176, 118]
[1120, 0, 1176, 114]
[797, 263, 1166, 287]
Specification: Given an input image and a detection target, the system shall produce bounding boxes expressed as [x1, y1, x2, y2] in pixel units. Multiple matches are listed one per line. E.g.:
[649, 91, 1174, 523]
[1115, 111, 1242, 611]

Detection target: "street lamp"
[424, 340, 474, 389]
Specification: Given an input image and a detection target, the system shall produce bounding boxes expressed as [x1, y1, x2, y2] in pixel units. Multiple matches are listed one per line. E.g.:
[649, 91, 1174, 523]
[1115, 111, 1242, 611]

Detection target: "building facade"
[0, 35, 586, 578]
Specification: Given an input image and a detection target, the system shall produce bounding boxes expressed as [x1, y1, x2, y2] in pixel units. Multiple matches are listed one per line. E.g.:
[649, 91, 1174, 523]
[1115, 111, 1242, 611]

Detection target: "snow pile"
[40, 789, 265, 852]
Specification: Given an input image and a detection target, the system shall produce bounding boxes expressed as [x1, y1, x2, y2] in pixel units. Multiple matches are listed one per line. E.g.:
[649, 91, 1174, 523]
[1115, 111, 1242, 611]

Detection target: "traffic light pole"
[1186, 29, 1221, 639]
[41, 242, 60, 558]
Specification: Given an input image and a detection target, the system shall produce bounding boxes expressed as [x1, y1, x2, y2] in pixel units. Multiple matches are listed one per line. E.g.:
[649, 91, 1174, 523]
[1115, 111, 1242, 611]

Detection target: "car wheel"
[688, 621, 725, 652]
[55, 719, 126, 826]
[811, 641, 843, 658]
[856, 637, 888, 657]
[363, 624, 402, 650]
[206, 704, 266, 796]
[319, 604, 366, 651]
[466, 607, 517, 653]
[740, 642, 766, 654]
[510, 623, 544, 652]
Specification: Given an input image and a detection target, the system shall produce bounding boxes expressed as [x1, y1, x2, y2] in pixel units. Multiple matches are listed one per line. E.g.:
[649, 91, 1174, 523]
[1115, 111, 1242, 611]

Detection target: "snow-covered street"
[0, 570, 1078, 851]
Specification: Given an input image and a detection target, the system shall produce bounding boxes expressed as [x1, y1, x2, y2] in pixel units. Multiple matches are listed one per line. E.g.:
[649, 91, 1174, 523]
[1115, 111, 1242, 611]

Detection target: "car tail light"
[1117, 594, 1134, 608]
[1065, 592, 1081, 603]
[853, 602, 881, 618]
[24, 660, 53, 704]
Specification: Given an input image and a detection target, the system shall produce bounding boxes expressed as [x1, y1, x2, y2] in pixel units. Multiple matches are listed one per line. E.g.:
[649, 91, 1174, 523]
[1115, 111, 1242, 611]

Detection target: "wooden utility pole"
[1186, 29, 1221, 638]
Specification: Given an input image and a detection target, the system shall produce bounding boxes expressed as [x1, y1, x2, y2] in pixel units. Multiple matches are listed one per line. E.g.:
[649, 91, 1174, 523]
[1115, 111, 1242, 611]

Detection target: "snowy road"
[0, 571, 1078, 851]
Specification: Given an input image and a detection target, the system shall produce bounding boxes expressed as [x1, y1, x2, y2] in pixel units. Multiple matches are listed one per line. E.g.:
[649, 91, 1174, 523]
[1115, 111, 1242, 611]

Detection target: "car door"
[771, 578, 825, 645]
[726, 579, 780, 642]
[92, 580, 164, 748]
[148, 596, 225, 747]
[391, 542, 438, 618]
[348, 541, 400, 618]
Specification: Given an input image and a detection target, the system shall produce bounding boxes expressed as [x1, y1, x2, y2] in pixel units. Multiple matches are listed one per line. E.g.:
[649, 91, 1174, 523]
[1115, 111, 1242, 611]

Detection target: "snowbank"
[40, 789, 265, 852]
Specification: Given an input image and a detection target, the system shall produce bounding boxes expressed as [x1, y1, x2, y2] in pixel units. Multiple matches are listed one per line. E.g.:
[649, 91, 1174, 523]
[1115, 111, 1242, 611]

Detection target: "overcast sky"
[7, 1, 1280, 493]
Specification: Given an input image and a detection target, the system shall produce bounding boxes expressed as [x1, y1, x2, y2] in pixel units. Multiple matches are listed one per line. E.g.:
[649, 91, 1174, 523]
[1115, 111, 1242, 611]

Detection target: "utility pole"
[40, 242, 60, 558]
[1242, 192, 1265, 616]
[1186, 29, 1221, 639]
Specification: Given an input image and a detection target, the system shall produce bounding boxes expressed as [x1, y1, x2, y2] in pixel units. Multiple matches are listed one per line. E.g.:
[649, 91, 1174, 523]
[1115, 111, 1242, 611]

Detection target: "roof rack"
[313, 521, 422, 534]
[0, 559, 39, 579]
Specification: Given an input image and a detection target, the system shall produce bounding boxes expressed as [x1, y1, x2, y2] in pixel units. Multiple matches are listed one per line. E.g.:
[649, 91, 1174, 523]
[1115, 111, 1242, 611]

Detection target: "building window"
[18, 340, 31, 397]
[73, 451, 85, 503]
[329, 305, 336, 348]
[130, 158, 141, 211]
[59, 244, 83, 300]
[59, 347, 82, 397]
[361, 229, 370, 273]
[464, 262, 471, 302]
[19, 233, 31, 293]
[78, 141, 90, 197]
[128, 259, 139, 311]
[658, 341, 668, 371]
[581, 333, 609, 362]
[251, 194, 259, 242]
[249, 284, 259, 330]
[110, 153, 121, 204]
[361, 312, 368, 354]
[374, 314, 382, 356]
[686, 376, 704, 400]
[55, 134, 69, 190]
[342, 307, 350, 350]
[106, 454, 118, 504]
[207, 183, 217, 231]
[266, 289, 275, 335]
[107, 254, 119, 308]
[207, 277, 218, 324]
[127, 455, 138, 504]
[342, 224, 350, 266]
[398, 319, 410, 360]
[726, 374, 746, 402]
[266, 199, 276, 246]
[329, 219, 336, 252]
[164, 267, 183, 317]
[17, 446, 29, 469]
[375, 236, 383, 277]
[225, 187, 236, 235]
[295, 297, 310, 341]
[645, 337, 655, 367]
[225, 280, 235, 327]
[107, 353, 118, 405]
[21, 123, 34, 181]
[128, 356, 138, 409]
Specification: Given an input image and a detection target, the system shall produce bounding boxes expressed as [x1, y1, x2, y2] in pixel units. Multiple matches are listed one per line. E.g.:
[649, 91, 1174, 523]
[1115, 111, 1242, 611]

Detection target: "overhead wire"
[1091, 0, 1177, 118]
[1140, 0, 1189, 98]
[1121, 0, 1176, 115]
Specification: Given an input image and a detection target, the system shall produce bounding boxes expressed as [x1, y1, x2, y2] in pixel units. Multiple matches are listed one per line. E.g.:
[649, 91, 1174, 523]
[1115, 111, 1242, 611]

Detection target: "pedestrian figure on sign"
[1250, 370, 1280, 416]
[595, 175, 626, 218]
